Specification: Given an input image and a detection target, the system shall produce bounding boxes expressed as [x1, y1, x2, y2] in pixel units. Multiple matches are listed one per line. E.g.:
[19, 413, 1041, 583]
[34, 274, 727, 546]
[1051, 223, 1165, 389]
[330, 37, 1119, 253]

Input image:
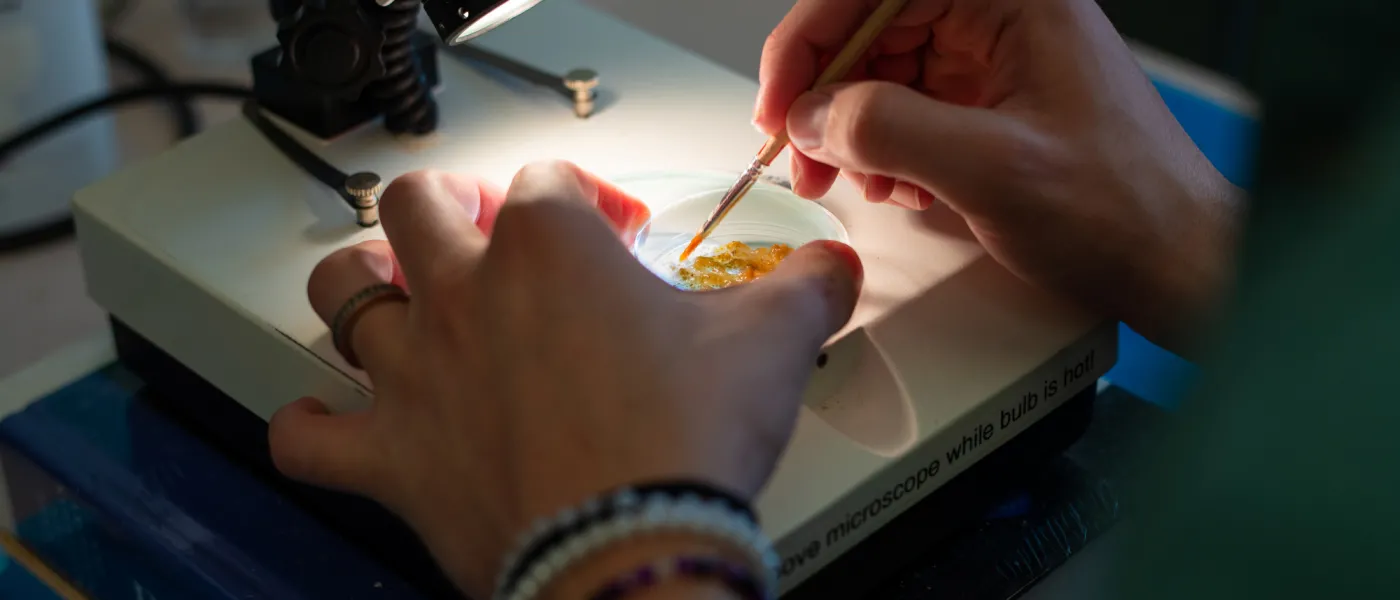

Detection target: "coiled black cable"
[368, 0, 438, 135]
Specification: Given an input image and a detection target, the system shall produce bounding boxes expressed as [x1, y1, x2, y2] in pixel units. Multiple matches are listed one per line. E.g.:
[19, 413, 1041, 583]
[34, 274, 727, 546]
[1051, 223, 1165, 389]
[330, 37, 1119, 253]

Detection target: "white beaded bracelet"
[493, 488, 778, 600]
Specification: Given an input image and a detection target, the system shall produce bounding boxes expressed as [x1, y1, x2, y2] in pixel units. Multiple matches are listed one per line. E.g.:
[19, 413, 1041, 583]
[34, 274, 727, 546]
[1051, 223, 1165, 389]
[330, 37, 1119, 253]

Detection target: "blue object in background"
[0, 365, 429, 600]
[1105, 75, 1259, 410]
[0, 552, 64, 599]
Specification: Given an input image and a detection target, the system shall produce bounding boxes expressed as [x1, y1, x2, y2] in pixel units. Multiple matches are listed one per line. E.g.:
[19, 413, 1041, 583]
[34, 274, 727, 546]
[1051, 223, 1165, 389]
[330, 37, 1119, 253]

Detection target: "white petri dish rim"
[622, 172, 849, 287]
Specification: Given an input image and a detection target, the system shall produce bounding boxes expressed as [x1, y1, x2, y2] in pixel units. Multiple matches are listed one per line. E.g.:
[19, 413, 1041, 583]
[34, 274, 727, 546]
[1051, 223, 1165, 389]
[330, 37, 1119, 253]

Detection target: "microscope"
[72, 0, 1118, 596]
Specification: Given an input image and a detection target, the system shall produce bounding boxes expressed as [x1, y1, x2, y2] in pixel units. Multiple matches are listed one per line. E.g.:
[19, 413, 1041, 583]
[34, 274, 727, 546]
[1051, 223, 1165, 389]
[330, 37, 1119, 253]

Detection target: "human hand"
[756, 0, 1240, 353]
[267, 162, 863, 598]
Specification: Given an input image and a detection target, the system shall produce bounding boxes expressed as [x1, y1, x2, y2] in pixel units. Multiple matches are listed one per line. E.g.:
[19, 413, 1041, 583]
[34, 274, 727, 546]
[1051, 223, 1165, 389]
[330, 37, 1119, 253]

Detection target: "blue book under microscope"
[0, 364, 430, 600]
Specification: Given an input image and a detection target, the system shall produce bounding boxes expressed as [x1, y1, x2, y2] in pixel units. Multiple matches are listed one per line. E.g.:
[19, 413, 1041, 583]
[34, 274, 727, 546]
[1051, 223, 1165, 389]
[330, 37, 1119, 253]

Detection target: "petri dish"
[616, 171, 849, 289]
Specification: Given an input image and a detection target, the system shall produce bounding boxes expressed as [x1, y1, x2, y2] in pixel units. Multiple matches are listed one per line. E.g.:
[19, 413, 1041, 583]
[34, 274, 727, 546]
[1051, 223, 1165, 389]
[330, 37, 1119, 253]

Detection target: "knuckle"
[311, 241, 390, 280]
[838, 84, 899, 171]
[530, 158, 579, 174]
[503, 161, 594, 219]
[510, 160, 582, 194]
[788, 252, 855, 323]
[384, 169, 442, 200]
[762, 30, 786, 55]
[267, 411, 318, 481]
[307, 248, 348, 294]
[306, 244, 388, 314]
[761, 276, 830, 332]
[379, 169, 443, 220]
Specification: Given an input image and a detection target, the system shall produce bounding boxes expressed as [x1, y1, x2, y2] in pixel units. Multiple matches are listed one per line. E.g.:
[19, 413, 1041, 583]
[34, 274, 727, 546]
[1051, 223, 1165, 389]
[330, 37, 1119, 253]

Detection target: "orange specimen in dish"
[674, 241, 794, 290]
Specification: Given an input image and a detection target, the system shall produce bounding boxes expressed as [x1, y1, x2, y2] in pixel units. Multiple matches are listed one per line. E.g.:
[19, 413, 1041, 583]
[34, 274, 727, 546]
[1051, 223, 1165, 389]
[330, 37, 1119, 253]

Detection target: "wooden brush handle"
[759, 0, 912, 165]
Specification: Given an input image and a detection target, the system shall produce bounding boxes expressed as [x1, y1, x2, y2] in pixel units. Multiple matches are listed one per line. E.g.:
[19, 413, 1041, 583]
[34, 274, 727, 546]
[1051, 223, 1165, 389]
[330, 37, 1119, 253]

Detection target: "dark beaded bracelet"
[499, 481, 758, 597]
[633, 480, 757, 523]
[589, 555, 767, 600]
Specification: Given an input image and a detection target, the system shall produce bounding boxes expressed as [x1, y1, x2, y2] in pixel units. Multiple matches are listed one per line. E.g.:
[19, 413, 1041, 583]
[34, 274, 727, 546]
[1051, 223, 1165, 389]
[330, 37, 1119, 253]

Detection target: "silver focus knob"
[563, 68, 599, 119]
[345, 172, 383, 227]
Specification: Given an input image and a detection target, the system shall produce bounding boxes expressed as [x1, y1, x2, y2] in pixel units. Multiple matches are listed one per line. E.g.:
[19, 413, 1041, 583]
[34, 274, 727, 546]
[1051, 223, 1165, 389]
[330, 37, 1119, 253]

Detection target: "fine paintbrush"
[677, 0, 912, 262]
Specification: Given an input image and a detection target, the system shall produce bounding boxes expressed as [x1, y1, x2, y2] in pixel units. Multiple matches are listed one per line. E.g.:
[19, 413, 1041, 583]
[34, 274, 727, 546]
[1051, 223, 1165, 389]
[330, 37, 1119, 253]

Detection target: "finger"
[785, 80, 1043, 218]
[269, 396, 379, 493]
[839, 170, 896, 205]
[755, 0, 879, 134]
[758, 0, 951, 133]
[889, 180, 935, 210]
[863, 174, 897, 203]
[791, 151, 839, 200]
[875, 25, 932, 55]
[497, 160, 652, 243]
[841, 170, 889, 205]
[870, 51, 921, 86]
[840, 169, 865, 188]
[308, 240, 409, 374]
[736, 240, 863, 350]
[586, 171, 653, 243]
[378, 170, 490, 294]
[472, 178, 509, 236]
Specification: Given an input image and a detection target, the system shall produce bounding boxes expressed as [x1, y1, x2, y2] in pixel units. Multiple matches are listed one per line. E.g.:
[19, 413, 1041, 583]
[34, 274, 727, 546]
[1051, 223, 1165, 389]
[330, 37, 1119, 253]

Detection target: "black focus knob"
[276, 3, 388, 100]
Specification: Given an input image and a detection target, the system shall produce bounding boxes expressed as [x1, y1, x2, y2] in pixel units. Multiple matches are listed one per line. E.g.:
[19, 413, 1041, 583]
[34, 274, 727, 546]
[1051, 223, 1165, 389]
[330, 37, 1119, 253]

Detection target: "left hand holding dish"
[268, 161, 864, 598]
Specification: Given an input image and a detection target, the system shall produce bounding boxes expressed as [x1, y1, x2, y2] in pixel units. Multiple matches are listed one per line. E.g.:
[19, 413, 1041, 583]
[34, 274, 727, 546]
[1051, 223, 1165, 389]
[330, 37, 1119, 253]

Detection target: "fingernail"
[819, 240, 864, 290]
[913, 187, 934, 210]
[888, 193, 918, 210]
[787, 91, 833, 152]
[441, 174, 483, 223]
[352, 246, 396, 283]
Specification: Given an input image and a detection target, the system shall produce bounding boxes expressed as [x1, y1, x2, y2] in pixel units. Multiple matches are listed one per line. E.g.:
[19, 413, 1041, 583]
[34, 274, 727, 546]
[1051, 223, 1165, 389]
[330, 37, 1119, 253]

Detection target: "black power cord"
[104, 37, 201, 138]
[0, 40, 253, 253]
[0, 83, 253, 252]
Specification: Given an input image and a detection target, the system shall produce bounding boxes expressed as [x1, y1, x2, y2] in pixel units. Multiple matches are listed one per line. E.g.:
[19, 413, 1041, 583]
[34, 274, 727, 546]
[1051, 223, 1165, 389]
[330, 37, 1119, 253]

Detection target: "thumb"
[786, 81, 1041, 214]
[738, 240, 864, 349]
[268, 396, 379, 494]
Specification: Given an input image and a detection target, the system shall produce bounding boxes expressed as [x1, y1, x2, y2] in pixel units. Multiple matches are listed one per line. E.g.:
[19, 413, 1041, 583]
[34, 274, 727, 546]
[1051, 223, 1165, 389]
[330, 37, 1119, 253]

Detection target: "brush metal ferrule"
[700, 157, 766, 232]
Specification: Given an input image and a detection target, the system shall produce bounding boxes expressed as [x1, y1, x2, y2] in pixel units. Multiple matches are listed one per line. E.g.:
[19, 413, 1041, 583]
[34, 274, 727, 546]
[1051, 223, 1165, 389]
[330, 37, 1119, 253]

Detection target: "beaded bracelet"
[495, 481, 757, 595]
[588, 555, 766, 600]
[493, 483, 777, 600]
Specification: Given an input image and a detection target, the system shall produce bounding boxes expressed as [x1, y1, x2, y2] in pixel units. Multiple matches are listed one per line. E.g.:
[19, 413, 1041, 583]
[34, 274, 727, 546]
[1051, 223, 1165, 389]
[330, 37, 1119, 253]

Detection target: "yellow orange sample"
[674, 241, 793, 290]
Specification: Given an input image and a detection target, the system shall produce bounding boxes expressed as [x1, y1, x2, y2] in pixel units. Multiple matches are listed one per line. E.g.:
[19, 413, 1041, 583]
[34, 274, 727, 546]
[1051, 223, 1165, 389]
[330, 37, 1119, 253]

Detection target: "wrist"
[1129, 171, 1242, 357]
